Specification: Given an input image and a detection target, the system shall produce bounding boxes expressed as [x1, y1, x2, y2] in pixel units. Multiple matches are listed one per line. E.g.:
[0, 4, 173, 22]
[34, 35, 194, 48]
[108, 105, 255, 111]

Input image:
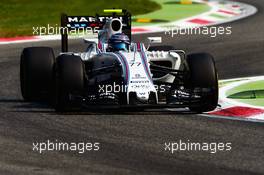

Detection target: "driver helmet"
[108, 33, 130, 51]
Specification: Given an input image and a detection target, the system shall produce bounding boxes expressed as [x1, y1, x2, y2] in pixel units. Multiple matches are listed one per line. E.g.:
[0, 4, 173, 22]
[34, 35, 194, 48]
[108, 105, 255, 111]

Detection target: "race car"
[20, 9, 218, 112]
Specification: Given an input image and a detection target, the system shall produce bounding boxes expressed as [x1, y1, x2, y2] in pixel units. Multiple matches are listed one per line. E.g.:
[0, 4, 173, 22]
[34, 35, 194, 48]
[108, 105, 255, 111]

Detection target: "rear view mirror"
[146, 37, 162, 50]
[147, 37, 162, 44]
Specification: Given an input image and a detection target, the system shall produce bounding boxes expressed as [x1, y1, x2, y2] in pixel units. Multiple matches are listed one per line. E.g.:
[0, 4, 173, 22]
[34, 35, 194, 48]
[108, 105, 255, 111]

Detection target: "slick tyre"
[20, 47, 55, 101]
[186, 53, 218, 113]
[54, 55, 84, 111]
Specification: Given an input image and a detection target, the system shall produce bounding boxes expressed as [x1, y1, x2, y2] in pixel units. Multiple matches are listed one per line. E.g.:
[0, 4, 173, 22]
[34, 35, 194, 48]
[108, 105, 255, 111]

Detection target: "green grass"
[228, 90, 264, 99]
[133, 0, 210, 26]
[226, 80, 264, 96]
[226, 80, 264, 107]
[0, 0, 211, 37]
[0, 0, 161, 37]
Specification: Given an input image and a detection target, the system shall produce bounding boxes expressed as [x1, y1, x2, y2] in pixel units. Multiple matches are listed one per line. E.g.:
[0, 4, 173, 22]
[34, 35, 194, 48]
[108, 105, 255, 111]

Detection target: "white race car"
[20, 9, 218, 112]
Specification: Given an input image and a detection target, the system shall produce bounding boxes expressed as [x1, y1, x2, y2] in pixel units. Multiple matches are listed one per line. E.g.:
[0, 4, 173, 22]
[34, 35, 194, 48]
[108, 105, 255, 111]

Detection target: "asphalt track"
[0, 0, 264, 174]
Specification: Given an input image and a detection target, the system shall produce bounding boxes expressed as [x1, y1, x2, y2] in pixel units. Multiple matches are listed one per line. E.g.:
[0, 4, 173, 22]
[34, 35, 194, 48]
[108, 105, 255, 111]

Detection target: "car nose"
[136, 91, 149, 101]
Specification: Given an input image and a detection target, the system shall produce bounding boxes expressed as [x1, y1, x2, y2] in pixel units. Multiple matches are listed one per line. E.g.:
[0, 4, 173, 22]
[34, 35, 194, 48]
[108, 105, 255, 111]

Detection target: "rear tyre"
[54, 55, 84, 111]
[20, 47, 55, 101]
[186, 53, 218, 113]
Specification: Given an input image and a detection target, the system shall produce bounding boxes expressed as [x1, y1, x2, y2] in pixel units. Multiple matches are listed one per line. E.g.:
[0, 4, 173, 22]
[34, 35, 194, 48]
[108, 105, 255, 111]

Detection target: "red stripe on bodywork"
[98, 42, 102, 50]
[209, 106, 264, 118]
[136, 42, 141, 52]
[188, 18, 213, 25]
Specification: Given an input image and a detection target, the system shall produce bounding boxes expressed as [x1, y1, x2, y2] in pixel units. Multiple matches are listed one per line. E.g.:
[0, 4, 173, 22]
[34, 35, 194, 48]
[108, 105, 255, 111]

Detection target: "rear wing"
[60, 9, 131, 52]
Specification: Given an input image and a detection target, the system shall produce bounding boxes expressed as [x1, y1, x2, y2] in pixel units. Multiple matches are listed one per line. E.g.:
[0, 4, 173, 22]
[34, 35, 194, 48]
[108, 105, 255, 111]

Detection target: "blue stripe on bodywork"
[115, 52, 130, 84]
[138, 43, 153, 83]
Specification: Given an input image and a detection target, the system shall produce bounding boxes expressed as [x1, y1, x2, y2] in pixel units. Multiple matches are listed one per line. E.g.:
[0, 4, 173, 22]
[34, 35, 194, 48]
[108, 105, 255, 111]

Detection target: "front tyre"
[186, 53, 218, 113]
[54, 55, 84, 111]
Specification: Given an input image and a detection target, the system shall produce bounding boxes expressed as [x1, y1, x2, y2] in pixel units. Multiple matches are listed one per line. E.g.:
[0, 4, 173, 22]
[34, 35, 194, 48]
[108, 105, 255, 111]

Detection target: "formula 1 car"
[20, 9, 218, 112]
